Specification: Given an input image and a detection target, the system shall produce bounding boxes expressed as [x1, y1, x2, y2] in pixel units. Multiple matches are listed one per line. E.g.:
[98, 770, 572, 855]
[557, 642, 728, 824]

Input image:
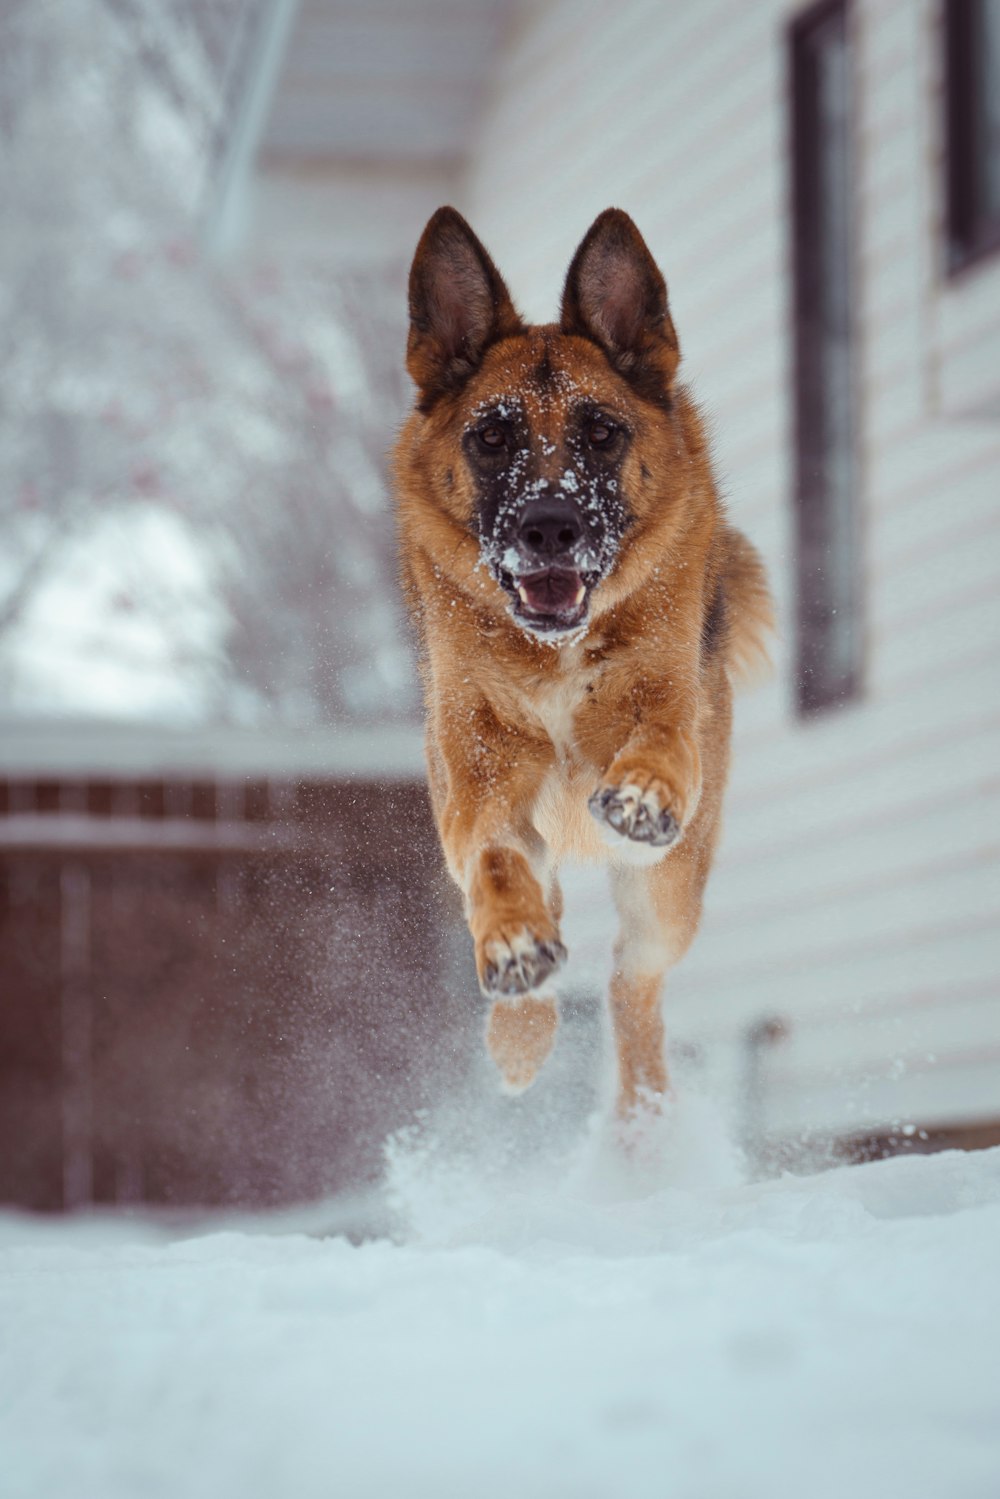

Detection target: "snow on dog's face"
[403, 207, 687, 641]
[461, 344, 630, 638]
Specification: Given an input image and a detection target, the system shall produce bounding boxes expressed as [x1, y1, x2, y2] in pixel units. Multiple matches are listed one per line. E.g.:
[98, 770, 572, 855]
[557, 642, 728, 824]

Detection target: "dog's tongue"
[517, 568, 585, 617]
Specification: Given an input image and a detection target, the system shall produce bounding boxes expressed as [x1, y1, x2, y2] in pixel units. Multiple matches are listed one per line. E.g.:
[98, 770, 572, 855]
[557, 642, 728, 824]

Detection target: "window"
[945, 0, 1000, 272]
[789, 0, 861, 715]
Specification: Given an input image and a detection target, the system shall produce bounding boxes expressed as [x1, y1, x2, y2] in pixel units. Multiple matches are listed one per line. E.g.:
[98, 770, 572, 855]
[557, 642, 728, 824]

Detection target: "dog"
[394, 206, 772, 1117]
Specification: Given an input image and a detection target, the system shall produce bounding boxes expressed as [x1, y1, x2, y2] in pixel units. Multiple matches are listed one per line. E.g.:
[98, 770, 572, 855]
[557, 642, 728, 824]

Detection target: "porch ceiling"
[260, 0, 513, 167]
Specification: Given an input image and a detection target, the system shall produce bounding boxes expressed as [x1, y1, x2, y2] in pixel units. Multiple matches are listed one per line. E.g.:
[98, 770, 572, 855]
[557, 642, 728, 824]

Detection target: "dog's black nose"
[518, 500, 583, 558]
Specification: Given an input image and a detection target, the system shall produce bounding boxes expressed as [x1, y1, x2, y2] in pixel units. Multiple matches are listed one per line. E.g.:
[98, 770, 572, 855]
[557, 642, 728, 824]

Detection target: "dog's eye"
[587, 421, 616, 448]
[477, 425, 507, 450]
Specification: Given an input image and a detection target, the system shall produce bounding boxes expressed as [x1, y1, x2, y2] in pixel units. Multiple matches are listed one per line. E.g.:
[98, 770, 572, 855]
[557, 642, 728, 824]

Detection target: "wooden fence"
[0, 768, 468, 1212]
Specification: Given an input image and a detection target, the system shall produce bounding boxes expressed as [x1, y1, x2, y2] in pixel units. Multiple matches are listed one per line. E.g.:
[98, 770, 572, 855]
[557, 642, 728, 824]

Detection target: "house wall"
[461, 0, 1000, 1140]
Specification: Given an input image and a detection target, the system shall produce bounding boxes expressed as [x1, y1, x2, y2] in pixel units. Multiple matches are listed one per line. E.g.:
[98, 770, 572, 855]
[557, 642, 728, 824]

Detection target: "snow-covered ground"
[3, 1112, 999, 1499]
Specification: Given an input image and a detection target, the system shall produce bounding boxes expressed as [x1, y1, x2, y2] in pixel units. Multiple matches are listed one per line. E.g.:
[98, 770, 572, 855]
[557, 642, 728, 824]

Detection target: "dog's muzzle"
[491, 496, 604, 637]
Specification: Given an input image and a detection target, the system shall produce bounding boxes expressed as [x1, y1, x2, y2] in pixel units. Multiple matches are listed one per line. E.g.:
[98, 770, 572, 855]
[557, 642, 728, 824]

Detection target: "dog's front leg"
[466, 845, 566, 997]
[589, 718, 703, 863]
[463, 831, 564, 1091]
[430, 710, 565, 1000]
[433, 715, 564, 1093]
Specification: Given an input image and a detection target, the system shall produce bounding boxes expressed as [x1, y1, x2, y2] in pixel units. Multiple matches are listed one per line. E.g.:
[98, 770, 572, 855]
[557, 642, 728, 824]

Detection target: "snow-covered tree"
[0, 0, 415, 724]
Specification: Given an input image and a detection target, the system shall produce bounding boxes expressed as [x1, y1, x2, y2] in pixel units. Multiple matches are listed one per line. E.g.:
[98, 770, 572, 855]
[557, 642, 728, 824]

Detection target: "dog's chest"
[524, 647, 609, 861]
[522, 646, 593, 763]
[530, 677, 584, 764]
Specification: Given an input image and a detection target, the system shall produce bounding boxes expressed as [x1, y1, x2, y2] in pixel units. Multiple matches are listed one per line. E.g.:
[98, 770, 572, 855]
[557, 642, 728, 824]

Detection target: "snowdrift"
[3, 1126, 999, 1499]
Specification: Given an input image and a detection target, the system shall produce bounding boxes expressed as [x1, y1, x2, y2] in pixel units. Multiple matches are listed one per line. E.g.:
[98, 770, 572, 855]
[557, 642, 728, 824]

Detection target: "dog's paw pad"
[486, 994, 559, 1094]
[589, 782, 680, 854]
[481, 927, 567, 998]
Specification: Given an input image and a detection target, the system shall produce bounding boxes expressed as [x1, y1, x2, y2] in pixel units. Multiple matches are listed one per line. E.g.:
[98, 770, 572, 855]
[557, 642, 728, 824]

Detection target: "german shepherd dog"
[394, 207, 771, 1118]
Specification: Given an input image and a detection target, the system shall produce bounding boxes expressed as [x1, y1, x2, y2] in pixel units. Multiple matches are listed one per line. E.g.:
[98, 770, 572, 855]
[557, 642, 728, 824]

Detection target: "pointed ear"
[560, 208, 679, 397]
[407, 207, 524, 406]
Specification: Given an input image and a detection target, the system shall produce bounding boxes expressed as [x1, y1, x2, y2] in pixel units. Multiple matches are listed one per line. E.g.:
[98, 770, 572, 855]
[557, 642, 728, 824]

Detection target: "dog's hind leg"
[608, 849, 707, 1117]
[486, 992, 559, 1094]
[484, 870, 563, 1093]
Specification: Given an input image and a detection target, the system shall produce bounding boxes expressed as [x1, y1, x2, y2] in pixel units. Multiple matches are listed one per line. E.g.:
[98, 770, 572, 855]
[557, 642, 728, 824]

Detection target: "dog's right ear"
[407, 207, 524, 407]
[561, 208, 679, 401]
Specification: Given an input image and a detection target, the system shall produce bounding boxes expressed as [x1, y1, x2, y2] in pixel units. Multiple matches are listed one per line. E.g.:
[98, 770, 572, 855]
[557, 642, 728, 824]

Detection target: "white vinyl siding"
[463, 0, 1000, 1141]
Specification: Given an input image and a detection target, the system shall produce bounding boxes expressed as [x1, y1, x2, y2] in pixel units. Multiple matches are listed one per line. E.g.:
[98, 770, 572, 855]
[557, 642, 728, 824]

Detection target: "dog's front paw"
[588, 777, 682, 862]
[479, 926, 567, 998]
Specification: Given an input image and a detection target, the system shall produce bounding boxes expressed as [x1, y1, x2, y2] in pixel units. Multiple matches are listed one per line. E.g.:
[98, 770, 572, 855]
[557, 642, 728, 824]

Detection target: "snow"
[3, 1121, 999, 1499]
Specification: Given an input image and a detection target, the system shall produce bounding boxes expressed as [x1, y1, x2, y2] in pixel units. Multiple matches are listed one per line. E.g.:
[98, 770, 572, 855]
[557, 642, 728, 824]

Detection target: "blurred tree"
[0, 0, 416, 724]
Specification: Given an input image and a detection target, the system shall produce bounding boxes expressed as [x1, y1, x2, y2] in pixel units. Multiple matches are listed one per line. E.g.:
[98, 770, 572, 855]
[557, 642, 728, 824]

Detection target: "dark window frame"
[945, 0, 1000, 274]
[789, 0, 863, 717]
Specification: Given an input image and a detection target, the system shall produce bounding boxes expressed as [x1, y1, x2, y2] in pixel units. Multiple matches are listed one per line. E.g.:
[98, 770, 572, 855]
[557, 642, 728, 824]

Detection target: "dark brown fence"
[0, 772, 468, 1213]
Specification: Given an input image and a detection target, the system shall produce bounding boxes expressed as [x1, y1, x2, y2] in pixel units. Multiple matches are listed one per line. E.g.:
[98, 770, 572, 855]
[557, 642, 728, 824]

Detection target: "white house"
[459, 0, 1000, 1150]
[238, 0, 1000, 1153]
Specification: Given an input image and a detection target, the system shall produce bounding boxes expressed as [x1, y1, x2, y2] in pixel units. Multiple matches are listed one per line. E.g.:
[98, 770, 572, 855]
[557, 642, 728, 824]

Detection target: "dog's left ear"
[560, 208, 679, 397]
[407, 206, 524, 407]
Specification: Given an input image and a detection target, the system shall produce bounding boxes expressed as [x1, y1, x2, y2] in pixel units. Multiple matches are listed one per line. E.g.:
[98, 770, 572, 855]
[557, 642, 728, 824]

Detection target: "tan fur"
[486, 995, 560, 1094]
[721, 525, 776, 688]
[394, 208, 772, 1116]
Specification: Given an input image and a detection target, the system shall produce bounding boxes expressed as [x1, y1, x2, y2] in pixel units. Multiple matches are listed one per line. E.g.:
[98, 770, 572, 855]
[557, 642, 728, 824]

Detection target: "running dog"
[394, 207, 772, 1115]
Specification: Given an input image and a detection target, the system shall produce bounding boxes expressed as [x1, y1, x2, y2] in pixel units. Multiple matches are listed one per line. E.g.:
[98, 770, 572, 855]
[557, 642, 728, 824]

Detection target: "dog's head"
[404, 207, 682, 641]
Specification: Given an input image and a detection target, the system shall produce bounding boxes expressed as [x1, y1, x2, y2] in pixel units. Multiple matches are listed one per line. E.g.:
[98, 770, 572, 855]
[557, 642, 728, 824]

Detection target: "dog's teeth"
[573, 583, 585, 607]
[517, 584, 530, 604]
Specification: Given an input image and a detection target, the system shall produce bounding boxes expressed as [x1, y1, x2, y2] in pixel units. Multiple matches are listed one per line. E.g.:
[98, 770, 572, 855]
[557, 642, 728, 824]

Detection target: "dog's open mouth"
[512, 567, 588, 633]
